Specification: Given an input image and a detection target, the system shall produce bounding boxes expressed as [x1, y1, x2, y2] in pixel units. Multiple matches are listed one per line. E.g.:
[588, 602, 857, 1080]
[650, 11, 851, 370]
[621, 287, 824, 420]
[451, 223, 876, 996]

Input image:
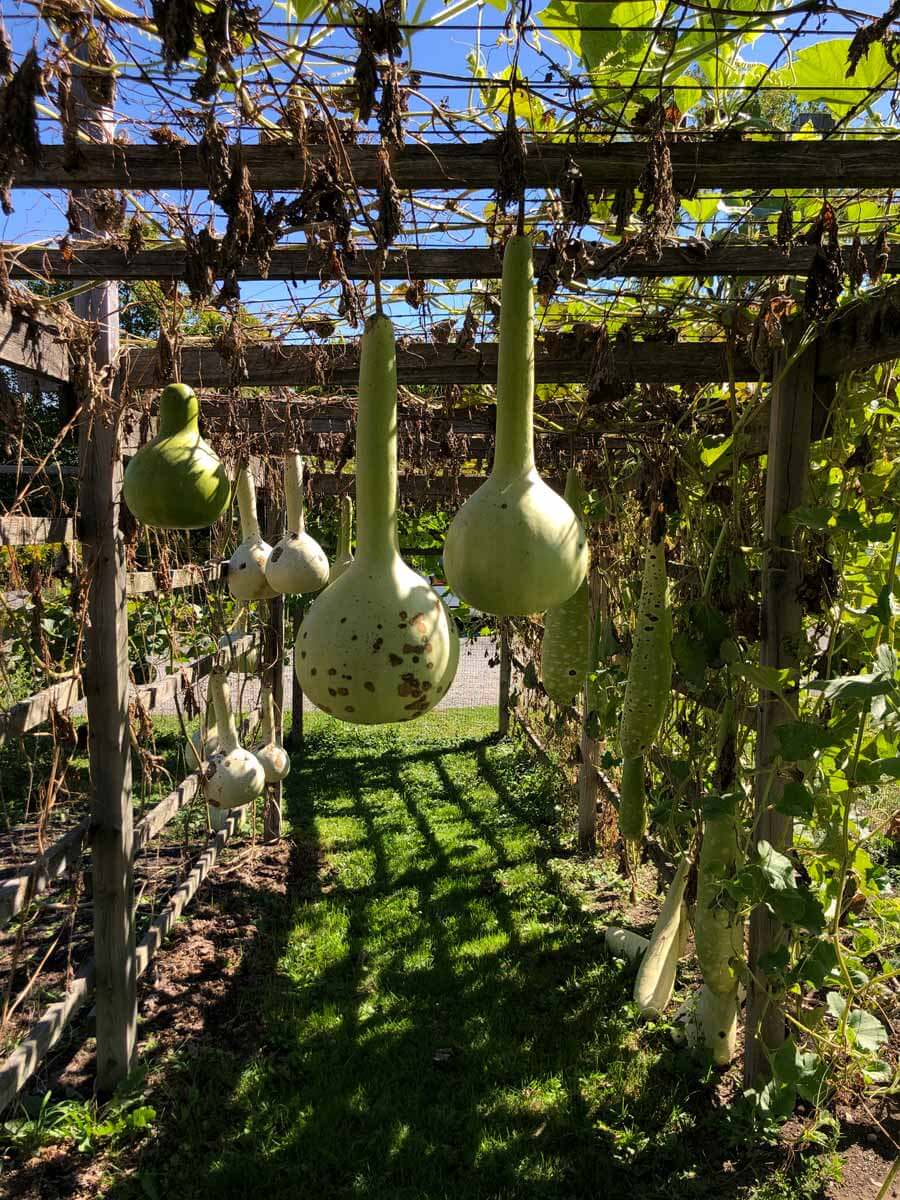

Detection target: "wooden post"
[577, 569, 601, 852]
[498, 622, 511, 737]
[72, 52, 136, 1091]
[263, 478, 284, 841]
[744, 331, 816, 1086]
[288, 606, 304, 753]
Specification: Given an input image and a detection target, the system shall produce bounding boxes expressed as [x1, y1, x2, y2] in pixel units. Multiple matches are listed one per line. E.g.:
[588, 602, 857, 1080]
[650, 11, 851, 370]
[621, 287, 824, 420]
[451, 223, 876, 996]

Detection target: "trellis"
[1, 10, 900, 1117]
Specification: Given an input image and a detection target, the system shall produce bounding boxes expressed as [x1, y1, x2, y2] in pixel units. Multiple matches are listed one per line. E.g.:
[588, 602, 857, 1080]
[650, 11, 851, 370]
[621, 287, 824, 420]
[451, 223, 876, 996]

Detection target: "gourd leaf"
[775, 781, 814, 819]
[672, 631, 709, 689]
[826, 994, 889, 1052]
[755, 840, 794, 891]
[775, 721, 837, 761]
[857, 756, 900, 783]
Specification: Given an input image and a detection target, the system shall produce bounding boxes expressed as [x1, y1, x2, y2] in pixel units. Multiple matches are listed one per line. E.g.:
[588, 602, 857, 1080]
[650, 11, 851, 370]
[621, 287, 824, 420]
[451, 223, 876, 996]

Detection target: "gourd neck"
[236, 467, 260, 541]
[355, 315, 400, 565]
[338, 495, 353, 557]
[493, 235, 535, 480]
[563, 467, 585, 514]
[159, 384, 200, 439]
[260, 685, 275, 745]
[204, 693, 217, 741]
[285, 454, 305, 535]
[209, 672, 238, 753]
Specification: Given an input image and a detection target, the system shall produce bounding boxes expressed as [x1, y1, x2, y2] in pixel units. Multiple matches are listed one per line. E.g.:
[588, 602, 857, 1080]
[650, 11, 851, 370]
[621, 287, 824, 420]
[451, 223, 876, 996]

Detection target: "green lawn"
[6, 709, 842, 1200]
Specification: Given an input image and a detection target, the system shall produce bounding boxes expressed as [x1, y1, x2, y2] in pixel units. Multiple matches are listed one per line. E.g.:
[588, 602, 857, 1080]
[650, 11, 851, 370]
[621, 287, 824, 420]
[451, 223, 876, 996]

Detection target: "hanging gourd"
[255, 683, 290, 783]
[295, 314, 459, 724]
[123, 382, 231, 529]
[633, 856, 690, 1017]
[330, 495, 354, 583]
[265, 454, 330, 596]
[619, 505, 672, 847]
[228, 465, 277, 601]
[541, 468, 591, 705]
[218, 603, 259, 673]
[202, 670, 266, 809]
[189, 691, 219, 767]
[443, 235, 587, 615]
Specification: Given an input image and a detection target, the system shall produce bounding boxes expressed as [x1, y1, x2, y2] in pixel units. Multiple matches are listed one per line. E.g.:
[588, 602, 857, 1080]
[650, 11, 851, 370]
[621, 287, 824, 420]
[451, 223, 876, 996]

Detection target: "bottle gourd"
[295, 315, 459, 724]
[255, 684, 290, 784]
[123, 382, 230, 529]
[265, 454, 330, 595]
[443, 236, 587, 615]
[202, 671, 266, 809]
[330, 495, 354, 583]
[541, 468, 591, 705]
[228, 465, 277, 601]
[633, 856, 690, 1017]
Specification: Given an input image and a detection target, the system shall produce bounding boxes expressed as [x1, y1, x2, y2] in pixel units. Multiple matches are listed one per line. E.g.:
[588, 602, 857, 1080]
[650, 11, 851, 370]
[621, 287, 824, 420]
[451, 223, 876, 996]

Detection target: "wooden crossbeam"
[133, 773, 203, 852]
[0, 817, 90, 929]
[132, 633, 259, 714]
[816, 281, 900, 375]
[12, 139, 900, 193]
[0, 516, 76, 547]
[123, 338, 755, 389]
[0, 676, 83, 744]
[9, 239, 896, 284]
[126, 561, 225, 596]
[0, 309, 70, 384]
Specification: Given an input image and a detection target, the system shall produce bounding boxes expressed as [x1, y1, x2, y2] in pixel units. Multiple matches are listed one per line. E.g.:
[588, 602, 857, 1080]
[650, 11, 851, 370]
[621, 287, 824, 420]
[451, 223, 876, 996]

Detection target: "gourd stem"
[284, 454, 305, 535]
[236, 466, 260, 540]
[260, 684, 275, 745]
[493, 235, 536, 479]
[209, 672, 239, 753]
[355, 315, 399, 564]
[338, 495, 353, 556]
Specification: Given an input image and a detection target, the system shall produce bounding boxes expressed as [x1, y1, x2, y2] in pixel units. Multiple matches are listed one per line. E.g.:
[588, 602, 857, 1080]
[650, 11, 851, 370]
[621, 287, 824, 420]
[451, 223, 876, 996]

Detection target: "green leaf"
[756, 840, 794, 891]
[847, 1008, 888, 1053]
[775, 781, 814, 820]
[807, 671, 893, 704]
[786, 39, 891, 117]
[797, 939, 839, 988]
[857, 756, 900, 784]
[774, 721, 836, 761]
[732, 662, 795, 695]
[672, 631, 709, 689]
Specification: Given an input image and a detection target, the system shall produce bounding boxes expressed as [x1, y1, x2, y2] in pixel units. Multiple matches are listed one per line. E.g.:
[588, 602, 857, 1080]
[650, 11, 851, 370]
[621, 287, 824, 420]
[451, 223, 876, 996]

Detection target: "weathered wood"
[816, 281, 900, 376]
[498, 624, 511, 738]
[132, 633, 259, 714]
[0, 676, 83, 744]
[13, 138, 900, 193]
[744, 329, 817, 1087]
[0, 516, 76, 546]
[126, 561, 225, 596]
[0, 817, 90, 929]
[73, 53, 136, 1094]
[13, 239, 896, 284]
[134, 815, 237, 980]
[288, 609, 303, 753]
[262, 487, 284, 842]
[577, 570, 602, 853]
[0, 307, 70, 384]
[133, 773, 202, 853]
[123, 338, 756, 390]
[0, 960, 95, 1114]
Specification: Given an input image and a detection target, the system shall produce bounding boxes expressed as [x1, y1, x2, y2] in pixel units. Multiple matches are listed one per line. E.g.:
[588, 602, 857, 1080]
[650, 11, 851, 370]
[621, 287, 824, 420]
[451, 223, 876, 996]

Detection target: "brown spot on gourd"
[402, 643, 421, 655]
[388, 653, 403, 667]
[271, 546, 283, 562]
[321, 705, 332, 713]
[338, 687, 349, 696]
[310, 668, 317, 676]
[300, 651, 306, 659]
[328, 668, 337, 676]
[364, 681, 375, 692]
[399, 610, 407, 618]
[345, 706, 355, 713]
[328, 688, 337, 697]
[426, 662, 433, 669]
[373, 638, 383, 652]
[410, 614, 427, 634]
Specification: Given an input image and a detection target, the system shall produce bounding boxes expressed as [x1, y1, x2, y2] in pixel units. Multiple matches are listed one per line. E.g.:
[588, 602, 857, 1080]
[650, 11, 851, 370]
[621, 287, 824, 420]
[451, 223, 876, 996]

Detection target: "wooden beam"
[0, 676, 84, 744]
[10, 239, 895, 284]
[0, 308, 70, 384]
[133, 773, 202, 853]
[12, 139, 900, 193]
[132, 633, 259, 714]
[0, 516, 76, 546]
[123, 338, 756, 390]
[816, 282, 900, 376]
[0, 817, 90, 929]
[126, 561, 225, 596]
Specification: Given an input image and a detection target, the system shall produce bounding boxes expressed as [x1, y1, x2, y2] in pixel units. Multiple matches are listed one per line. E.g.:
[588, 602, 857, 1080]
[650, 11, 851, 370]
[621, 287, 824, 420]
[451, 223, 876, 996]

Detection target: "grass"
[2, 709, 843, 1199]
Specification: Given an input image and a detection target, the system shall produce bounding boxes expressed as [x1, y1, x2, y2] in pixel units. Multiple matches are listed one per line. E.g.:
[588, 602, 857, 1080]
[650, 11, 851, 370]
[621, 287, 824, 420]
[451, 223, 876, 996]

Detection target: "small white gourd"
[255, 683, 290, 783]
[633, 856, 690, 1018]
[203, 671, 266, 809]
[265, 454, 330, 596]
[228, 465, 277, 601]
[330, 495, 354, 583]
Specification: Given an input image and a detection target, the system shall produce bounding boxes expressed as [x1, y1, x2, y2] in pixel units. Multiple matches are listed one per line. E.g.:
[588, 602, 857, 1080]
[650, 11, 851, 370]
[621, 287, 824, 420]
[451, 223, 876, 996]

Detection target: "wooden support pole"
[744, 329, 817, 1087]
[577, 569, 602, 853]
[72, 55, 136, 1093]
[288, 606, 304, 754]
[498, 623, 511, 737]
[262, 479, 284, 842]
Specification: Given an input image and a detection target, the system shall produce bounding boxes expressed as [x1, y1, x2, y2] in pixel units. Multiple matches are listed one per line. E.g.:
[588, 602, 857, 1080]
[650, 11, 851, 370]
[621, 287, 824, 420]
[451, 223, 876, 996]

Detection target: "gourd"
[255, 683, 290, 784]
[443, 235, 588, 616]
[541, 468, 590, 705]
[228, 465, 277, 601]
[218, 604, 259, 674]
[202, 670, 266, 809]
[123, 382, 231, 529]
[619, 508, 672, 846]
[604, 926, 649, 966]
[295, 314, 459, 724]
[189, 692, 219, 766]
[634, 856, 690, 1017]
[330, 495, 354, 583]
[265, 454, 330, 596]
[696, 984, 739, 1067]
[695, 800, 744, 996]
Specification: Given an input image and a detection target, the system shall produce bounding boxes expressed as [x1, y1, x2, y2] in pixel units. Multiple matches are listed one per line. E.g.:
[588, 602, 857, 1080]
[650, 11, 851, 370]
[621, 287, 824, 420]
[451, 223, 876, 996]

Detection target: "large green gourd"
[123, 383, 230, 529]
[295, 315, 459, 724]
[330, 495, 354, 583]
[619, 756, 647, 843]
[443, 236, 587, 615]
[695, 796, 744, 997]
[541, 469, 590, 706]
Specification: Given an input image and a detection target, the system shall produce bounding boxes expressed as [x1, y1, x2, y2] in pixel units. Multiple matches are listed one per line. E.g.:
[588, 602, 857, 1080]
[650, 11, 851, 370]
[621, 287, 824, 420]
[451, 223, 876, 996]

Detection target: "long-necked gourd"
[218, 603, 259, 674]
[265, 454, 330, 595]
[633, 856, 690, 1017]
[330, 495, 354, 583]
[228, 465, 277, 601]
[541, 468, 591, 705]
[123, 383, 231, 529]
[202, 670, 266, 809]
[189, 691, 219, 768]
[604, 926, 650, 966]
[295, 314, 459, 724]
[443, 235, 587, 616]
[255, 683, 290, 783]
[619, 506, 672, 846]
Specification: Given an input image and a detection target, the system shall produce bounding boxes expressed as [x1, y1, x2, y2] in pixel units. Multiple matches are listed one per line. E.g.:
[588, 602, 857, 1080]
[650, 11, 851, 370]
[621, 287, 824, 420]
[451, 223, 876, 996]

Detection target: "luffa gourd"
[255, 683, 290, 783]
[265, 454, 330, 595]
[123, 383, 230, 529]
[228, 465, 277, 601]
[330, 495, 354, 583]
[296, 315, 459, 724]
[633, 856, 690, 1017]
[443, 235, 587, 616]
[202, 671, 266, 809]
[541, 468, 590, 705]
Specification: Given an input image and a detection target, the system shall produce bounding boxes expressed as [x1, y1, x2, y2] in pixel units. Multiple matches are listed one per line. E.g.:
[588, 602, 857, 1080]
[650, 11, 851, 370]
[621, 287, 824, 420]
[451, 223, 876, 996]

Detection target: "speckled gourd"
[265, 454, 330, 595]
[541, 469, 590, 705]
[633, 856, 690, 1018]
[330, 495, 354, 583]
[255, 684, 290, 783]
[443, 236, 587, 615]
[202, 671, 266, 809]
[295, 315, 459, 724]
[123, 383, 231, 529]
[228, 466, 277, 601]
